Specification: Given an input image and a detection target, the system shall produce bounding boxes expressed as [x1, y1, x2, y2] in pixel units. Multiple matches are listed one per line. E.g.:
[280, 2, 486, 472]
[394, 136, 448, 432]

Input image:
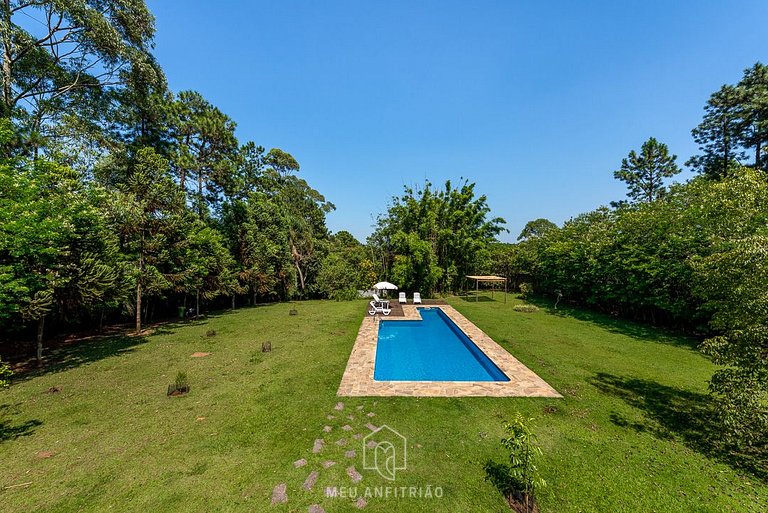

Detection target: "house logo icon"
[362, 425, 407, 481]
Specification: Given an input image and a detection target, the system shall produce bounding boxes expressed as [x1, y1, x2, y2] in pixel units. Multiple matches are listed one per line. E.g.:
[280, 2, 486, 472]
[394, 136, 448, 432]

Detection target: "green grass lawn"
[1, 297, 765, 512]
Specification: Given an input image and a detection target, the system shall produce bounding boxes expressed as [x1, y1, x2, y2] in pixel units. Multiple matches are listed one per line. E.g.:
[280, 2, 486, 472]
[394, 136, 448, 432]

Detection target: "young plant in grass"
[486, 414, 546, 512]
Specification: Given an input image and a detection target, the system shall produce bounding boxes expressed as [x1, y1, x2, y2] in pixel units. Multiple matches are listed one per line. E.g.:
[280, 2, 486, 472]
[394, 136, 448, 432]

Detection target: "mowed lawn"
[0, 297, 765, 512]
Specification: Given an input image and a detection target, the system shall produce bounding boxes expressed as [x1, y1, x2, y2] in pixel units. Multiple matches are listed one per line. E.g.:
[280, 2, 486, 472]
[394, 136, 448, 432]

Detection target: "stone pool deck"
[337, 304, 562, 398]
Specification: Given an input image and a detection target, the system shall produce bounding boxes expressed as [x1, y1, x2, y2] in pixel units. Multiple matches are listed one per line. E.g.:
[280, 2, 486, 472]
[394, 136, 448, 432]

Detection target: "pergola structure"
[466, 275, 508, 303]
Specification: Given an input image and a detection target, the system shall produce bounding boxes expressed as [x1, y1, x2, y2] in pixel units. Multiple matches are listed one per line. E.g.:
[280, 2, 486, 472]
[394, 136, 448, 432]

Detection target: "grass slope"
[0, 297, 765, 512]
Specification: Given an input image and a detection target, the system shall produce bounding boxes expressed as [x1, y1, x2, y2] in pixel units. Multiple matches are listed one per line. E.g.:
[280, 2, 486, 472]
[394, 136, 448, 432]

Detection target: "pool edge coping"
[337, 304, 562, 398]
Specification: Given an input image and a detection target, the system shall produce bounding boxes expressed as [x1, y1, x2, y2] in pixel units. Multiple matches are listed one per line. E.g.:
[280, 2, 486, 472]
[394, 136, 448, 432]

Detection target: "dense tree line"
[487, 63, 768, 450]
[0, 0, 351, 365]
[369, 179, 506, 295]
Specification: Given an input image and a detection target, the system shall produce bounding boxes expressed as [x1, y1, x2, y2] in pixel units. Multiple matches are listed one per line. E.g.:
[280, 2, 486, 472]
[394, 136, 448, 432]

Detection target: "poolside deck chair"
[413, 292, 422, 304]
[368, 300, 392, 316]
[398, 292, 407, 304]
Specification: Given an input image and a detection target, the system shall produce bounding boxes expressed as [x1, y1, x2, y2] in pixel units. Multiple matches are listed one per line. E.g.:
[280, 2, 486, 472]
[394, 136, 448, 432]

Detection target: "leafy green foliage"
[0, 356, 11, 387]
[486, 414, 546, 510]
[371, 179, 505, 294]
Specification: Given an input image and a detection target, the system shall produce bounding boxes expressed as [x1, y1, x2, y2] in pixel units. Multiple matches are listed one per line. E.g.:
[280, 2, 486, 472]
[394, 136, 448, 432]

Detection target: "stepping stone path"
[272, 402, 382, 509]
[302, 470, 319, 491]
[346, 466, 363, 483]
[191, 352, 211, 358]
[271, 483, 287, 505]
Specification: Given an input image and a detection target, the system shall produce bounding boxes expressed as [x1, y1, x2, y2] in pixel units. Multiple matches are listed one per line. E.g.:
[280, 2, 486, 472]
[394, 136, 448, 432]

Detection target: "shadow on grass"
[12, 334, 148, 383]
[525, 297, 700, 351]
[0, 418, 42, 443]
[484, 460, 539, 512]
[456, 294, 500, 303]
[590, 372, 767, 481]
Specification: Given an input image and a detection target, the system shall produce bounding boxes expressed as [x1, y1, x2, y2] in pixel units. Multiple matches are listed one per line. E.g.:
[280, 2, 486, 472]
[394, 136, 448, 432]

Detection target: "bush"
[485, 414, 546, 512]
[519, 283, 533, 299]
[513, 304, 539, 313]
[0, 358, 12, 387]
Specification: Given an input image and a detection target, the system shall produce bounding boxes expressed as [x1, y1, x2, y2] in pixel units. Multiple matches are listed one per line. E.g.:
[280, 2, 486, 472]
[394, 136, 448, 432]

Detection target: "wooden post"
[476, 279, 479, 302]
[504, 278, 507, 303]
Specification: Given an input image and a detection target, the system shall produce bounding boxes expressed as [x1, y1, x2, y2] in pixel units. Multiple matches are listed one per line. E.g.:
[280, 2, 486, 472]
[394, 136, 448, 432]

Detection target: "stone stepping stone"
[323, 425, 332, 433]
[312, 439, 324, 453]
[342, 424, 353, 431]
[334, 402, 344, 411]
[352, 433, 362, 440]
[302, 470, 319, 491]
[309, 505, 326, 513]
[355, 497, 368, 509]
[294, 458, 307, 468]
[356, 405, 364, 410]
[347, 466, 363, 483]
[191, 352, 211, 358]
[322, 460, 336, 468]
[271, 483, 287, 504]
[366, 412, 376, 417]
[347, 414, 355, 420]
[366, 440, 377, 449]
[365, 423, 378, 431]
[344, 449, 356, 458]
[336, 438, 347, 446]
[327, 414, 335, 420]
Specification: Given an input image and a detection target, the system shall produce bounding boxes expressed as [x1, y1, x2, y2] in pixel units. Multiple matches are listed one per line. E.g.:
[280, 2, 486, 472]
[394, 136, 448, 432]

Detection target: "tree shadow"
[0, 405, 42, 443]
[456, 294, 499, 303]
[589, 372, 767, 481]
[11, 334, 148, 383]
[484, 460, 539, 512]
[526, 298, 701, 351]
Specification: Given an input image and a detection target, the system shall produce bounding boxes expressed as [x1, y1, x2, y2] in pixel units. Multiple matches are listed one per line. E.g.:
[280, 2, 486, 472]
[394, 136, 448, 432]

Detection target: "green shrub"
[485, 414, 546, 511]
[0, 358, 12, 387]
[513, 304, 539, 313]
[519, 282, 533, 299]
[174, 371, 188, 390]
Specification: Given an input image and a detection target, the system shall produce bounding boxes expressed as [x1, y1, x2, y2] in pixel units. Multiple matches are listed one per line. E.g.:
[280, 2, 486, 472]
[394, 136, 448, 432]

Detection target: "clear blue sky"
[149, 0, 768, 242]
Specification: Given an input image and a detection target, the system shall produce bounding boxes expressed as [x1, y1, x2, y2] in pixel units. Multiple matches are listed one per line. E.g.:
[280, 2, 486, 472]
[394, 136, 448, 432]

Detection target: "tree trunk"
[196, 289, 200, 317]
[35, 315, 45, 367]
[756, 139, 762, 171]
[99, 309, 104, 334]
[197, 172, 204, 218]
[231, 294, 235, 310]
[135, 279, 142, 333]
[1, 0, 12, 115]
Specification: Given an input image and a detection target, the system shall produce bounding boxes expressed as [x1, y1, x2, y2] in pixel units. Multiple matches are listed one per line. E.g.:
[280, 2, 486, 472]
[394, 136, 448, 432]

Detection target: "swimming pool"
[374, 307, 510, 381]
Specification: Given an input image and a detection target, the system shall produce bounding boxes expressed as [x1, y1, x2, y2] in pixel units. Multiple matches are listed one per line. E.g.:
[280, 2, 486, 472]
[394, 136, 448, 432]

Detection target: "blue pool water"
[374, 308, 509, 381]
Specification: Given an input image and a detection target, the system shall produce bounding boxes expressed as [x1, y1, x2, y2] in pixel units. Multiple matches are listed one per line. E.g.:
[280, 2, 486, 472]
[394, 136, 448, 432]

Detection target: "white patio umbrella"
[372, 281, 398, 299]
[373, 281, 398, 291]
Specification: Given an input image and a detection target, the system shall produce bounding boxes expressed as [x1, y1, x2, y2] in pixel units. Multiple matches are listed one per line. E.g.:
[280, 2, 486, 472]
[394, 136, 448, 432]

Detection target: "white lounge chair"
[413, 292, 422, 304]
[368, 300, 392, 316]
[398, 292, 407, 304]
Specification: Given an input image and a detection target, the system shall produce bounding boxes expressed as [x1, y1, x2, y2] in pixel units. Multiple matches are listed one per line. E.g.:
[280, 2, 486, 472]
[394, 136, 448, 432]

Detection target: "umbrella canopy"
[373, 281, 398, 290]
